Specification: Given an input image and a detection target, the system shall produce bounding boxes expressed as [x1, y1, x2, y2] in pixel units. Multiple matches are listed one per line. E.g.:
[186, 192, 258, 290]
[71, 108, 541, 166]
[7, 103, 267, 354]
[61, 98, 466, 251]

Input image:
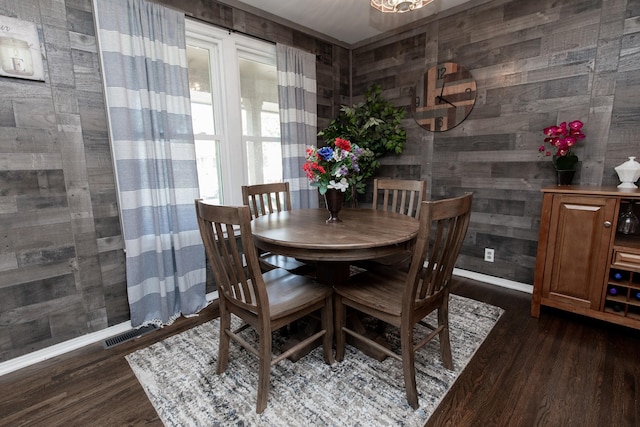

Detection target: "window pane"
[191, 102, 215, 136]
[261, 108, 280, 137]
[194, 138, 222, 203]
[187, 45, 223, 202]
[245, 139, 283, 185]
[187, 46, 211, 91]
[239, 58, 282, 186]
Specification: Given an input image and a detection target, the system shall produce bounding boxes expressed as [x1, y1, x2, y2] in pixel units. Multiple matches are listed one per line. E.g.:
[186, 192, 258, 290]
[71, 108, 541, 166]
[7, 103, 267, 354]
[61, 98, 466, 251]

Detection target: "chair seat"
[334, 268, 407, 317]
[263, 268, 333, 320]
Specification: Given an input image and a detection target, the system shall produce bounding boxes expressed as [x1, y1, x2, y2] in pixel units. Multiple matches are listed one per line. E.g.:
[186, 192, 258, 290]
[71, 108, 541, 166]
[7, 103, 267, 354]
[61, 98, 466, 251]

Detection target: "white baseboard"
[453, 268, 532, 294]
[206, 290, 219, 302]
[0, 320, 133, 377]
[0, 290, 220, 378]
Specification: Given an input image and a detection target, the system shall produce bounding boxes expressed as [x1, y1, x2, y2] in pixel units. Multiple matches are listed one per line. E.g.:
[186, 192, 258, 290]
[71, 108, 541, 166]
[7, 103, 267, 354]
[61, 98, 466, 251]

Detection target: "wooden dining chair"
[242, 182, 312, 274]
[195, 200, 334, 414]
[372, 178, 426, 218]
[366, 178, 427, 269]
[334, 192, 473, 409]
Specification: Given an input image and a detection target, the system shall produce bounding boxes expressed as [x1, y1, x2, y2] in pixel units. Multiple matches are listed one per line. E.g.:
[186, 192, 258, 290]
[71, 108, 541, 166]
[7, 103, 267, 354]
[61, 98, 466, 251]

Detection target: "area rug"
[126, 294, 503, 426]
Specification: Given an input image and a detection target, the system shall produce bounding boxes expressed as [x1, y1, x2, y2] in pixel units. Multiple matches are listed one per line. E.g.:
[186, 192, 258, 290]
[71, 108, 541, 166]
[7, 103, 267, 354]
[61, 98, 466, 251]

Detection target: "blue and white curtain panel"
[276, 44, 319, 209]
[94, 0, 206, 327]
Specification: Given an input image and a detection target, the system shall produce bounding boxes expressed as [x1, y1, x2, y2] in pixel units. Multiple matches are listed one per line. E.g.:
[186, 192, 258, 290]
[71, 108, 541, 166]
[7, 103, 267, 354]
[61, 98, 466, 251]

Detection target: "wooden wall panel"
[353, 0, 640, 285]
[0, 0, 114, 362]
[2, 0, 636, 363]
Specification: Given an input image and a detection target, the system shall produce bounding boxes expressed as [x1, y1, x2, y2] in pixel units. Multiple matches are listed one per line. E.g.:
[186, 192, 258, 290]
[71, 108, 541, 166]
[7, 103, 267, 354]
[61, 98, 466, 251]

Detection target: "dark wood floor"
[1, 277, 640, 426]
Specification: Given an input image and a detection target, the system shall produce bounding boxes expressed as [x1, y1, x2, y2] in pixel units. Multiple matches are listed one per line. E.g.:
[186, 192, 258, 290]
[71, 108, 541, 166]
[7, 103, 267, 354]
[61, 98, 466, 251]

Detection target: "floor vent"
[102, 324, 159, 349]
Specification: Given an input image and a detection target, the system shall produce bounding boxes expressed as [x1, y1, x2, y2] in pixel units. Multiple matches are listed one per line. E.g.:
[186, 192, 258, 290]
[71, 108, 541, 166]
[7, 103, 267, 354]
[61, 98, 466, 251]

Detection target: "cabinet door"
[541, 195, 616, 310]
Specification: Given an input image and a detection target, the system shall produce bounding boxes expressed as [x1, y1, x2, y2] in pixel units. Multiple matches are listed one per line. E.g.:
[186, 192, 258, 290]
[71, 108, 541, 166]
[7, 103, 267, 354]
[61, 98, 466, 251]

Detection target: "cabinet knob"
[604, 221, 612, 228]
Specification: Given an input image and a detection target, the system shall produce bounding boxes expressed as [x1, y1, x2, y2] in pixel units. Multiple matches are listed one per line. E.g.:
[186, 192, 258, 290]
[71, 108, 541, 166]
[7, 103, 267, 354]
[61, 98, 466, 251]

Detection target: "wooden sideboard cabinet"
[531, 186, 640, 329]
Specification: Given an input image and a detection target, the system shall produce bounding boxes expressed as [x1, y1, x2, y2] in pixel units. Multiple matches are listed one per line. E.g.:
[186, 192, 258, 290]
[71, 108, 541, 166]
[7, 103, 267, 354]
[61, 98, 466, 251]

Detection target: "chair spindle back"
[408, 193, 473, 305]
[372, 179, 426, 218]
[195, 201, 265, 311]
[242, 182, 292, 219]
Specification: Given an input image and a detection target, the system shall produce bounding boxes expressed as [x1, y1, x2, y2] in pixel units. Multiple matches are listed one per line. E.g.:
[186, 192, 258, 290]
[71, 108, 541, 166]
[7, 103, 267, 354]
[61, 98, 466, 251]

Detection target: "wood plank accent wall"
[0, 0, 127, 362]
[0, 0, 348, 361]
[1, 0, 638, 362]
[352, 0, 640, 285]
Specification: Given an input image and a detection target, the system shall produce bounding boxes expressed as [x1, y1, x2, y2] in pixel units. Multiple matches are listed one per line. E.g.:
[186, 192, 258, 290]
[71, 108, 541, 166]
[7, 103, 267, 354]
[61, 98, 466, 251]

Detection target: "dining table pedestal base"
[318, 262, 395, 361]
[345, 313, 392, 362]
[280, 308, 393, 362]
[316, 261, 350, 287]
[281, 261, 350, 362]
[281, 262, 392, 362]
[280, 317, 324, 362]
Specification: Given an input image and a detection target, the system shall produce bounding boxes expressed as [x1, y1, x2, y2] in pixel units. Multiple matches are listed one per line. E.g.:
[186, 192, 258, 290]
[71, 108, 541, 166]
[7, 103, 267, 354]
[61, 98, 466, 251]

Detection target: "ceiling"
[218, 0, 476, 46]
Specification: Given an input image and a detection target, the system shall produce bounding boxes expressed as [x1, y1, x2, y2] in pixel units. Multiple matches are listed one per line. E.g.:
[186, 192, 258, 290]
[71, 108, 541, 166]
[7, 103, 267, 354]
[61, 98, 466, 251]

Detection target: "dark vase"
[324, 189, 345, 223]
[556, 169, 576, 186]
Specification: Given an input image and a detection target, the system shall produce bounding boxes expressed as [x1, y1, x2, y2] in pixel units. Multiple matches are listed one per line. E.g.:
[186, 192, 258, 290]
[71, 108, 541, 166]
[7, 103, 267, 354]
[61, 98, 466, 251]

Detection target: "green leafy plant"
[317, 84, 406, 202]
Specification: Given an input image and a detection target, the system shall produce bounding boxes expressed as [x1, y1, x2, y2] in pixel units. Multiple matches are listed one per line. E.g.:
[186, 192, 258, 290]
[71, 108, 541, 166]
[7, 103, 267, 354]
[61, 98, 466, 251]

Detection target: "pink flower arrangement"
[539, 120, 585, 170]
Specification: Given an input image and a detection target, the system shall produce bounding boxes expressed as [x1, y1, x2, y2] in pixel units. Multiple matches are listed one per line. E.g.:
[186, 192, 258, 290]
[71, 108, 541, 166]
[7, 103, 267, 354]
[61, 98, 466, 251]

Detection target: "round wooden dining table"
[251, 208, 419, 285]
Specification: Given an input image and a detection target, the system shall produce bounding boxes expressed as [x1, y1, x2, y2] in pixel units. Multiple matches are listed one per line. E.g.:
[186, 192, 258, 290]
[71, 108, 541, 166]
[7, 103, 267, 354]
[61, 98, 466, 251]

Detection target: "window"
[186, 20, 282, 205]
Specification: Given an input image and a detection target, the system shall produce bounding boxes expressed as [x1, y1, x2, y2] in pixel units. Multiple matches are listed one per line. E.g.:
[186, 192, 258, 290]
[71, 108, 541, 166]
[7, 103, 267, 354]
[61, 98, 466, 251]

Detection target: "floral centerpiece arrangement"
[303, 137, 365, 195]
[539, 120, 585, 171]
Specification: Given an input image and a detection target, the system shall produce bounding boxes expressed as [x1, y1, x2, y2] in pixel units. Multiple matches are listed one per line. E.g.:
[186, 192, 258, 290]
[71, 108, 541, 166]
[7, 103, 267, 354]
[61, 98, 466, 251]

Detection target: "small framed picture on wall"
[0, 15, 44, 81]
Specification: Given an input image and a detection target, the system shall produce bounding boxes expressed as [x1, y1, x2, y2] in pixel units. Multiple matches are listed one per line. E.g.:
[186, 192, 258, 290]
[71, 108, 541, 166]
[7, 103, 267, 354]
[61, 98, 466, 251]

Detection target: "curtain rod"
[153, 1, 323, 59]
[185, 15, 321, 59]
[149, 0, 262, 42]
[185, 15, 275, 46]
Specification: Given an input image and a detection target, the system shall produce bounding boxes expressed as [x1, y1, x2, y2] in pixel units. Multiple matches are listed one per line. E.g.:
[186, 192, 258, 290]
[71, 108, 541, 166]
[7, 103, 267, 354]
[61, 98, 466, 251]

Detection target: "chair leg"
[438, 304, 453, 370]
[322, 295, 335, 365]
[216, 305, 230, 375]
[256, 326, 272, 414]
[400, 326, 419, 409]
[334, 294, 346, 362]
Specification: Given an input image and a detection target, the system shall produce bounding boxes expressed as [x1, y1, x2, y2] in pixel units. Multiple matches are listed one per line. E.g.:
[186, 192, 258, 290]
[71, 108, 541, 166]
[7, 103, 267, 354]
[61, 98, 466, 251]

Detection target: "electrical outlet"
[484, 248, 495, 263]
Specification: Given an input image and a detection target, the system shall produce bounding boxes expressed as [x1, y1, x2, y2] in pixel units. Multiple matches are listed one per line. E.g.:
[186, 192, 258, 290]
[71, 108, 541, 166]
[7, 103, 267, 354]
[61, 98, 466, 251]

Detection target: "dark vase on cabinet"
[556, 169, 576, 186]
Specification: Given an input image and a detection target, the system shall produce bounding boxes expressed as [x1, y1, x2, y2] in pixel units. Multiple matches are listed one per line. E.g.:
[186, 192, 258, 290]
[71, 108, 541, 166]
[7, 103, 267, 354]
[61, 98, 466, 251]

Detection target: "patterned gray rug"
[126, 294, 503, 426]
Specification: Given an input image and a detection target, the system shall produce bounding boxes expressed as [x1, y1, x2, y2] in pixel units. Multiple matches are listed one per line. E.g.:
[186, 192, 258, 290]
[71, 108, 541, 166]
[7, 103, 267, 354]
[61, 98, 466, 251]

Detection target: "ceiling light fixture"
[370, 0, 434, 13]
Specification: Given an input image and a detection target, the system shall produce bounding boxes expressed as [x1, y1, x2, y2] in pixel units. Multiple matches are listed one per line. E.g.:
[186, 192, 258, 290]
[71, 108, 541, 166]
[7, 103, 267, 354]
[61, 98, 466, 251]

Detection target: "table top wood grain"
[251, 208, 419, 262]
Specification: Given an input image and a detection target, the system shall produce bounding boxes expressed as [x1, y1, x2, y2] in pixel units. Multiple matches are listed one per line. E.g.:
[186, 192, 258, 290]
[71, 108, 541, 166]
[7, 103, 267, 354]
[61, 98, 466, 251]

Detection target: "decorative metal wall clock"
[413, 62, 476, 132]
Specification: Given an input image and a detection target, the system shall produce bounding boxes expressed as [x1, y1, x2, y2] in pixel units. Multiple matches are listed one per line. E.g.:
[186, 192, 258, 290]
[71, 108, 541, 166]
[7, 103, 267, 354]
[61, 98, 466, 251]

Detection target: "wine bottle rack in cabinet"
[603, 269, 640, 319]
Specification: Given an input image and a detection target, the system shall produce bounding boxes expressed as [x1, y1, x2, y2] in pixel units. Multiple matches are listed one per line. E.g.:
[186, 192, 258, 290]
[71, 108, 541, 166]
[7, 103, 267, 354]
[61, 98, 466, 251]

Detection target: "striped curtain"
[276, 44, 319, 209]
[94, 0, 206, 327]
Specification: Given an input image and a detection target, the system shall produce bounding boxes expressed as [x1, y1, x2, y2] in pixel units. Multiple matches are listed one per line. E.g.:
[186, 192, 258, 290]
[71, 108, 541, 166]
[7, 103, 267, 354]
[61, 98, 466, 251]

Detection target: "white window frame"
[186, 19, 278, 206]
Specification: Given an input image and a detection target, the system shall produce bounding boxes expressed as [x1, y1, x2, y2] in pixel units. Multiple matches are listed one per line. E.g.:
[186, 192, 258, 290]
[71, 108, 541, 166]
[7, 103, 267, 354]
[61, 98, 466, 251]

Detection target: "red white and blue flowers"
[303, 137, 364, 195]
